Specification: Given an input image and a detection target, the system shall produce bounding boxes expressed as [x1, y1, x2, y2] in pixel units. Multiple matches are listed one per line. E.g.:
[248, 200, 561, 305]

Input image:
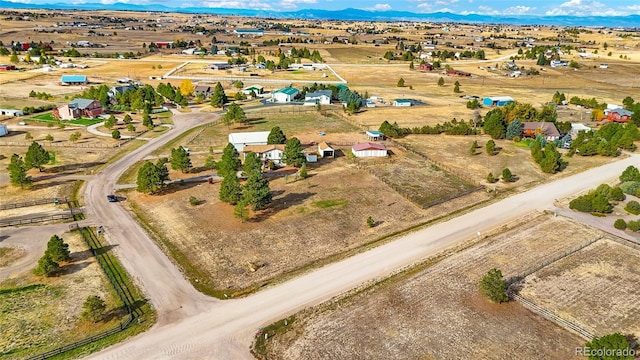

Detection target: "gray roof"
[70, 98, 97, 109]
[306, 90, 332, 98]
[522, 122, 560, 137]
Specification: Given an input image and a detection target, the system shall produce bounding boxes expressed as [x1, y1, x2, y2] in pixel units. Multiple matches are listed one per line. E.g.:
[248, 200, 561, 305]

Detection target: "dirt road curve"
[83, 107, 639, 359]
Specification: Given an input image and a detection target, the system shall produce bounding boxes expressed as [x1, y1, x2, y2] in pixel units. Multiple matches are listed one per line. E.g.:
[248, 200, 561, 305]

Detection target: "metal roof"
[352, 142, 387, 151]
[228, 131, 270, 145]
[70, 98, 97, 109]
[274, 87, 299, 96]
[306, 90, 332, 98]
[61, 75, 87, 82]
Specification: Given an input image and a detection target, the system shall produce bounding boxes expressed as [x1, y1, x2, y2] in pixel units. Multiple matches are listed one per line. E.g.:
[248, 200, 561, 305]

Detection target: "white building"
[228, 131, 270, 152]
[271, 87, 299, 103]
[351, 142, 387, 158]
[304, 90, 332, 106]
[242, 144, 285, 165]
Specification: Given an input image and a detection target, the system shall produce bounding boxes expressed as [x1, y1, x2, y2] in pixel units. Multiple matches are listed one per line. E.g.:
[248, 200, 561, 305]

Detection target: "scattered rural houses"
[0, 64, 17, 71]
[53, 98, 102, 120]
[0, 108, 24, 117]
[242, 144, 285, 165]
[482, 96, 514, 107]
[318, 141, 335, 158]
[242, 85, 264, 95]
[228, 131, 270, 152]
[194, 84, 213, 97]
[352, 142, 388, 158]
[365, 130, 385, 141]
[522, 122, 561, 141]
[393, 99, 412, 107]
[60, 75, 88, 85]
[605, 108, 634, 122]
[304, 90, 332, 106]
[0, 124, 8, 137]
[208, 63, 231, 70]
[271, 87, 299, 103]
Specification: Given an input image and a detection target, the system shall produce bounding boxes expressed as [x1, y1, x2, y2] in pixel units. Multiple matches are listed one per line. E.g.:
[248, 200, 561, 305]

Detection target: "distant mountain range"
[1, 1, 639, 28]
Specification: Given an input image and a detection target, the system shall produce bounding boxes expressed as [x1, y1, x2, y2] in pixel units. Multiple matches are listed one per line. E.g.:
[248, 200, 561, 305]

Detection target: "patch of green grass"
[67, 118, 103, 126]
[33, 113, 57, 121]
[117, 161, 145, 185]
[511, 139, 533, 149]
[312, 199, 348, 208]
[251, 315, 296, 358]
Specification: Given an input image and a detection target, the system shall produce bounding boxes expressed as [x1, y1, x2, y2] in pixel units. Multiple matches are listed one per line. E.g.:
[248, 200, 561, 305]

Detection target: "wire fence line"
[0, 140, 129, 149]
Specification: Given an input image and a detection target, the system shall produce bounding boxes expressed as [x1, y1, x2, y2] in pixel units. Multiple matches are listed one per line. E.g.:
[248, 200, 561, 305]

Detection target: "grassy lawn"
[67, 118, 103, 126]
[27, 113, 102, 126]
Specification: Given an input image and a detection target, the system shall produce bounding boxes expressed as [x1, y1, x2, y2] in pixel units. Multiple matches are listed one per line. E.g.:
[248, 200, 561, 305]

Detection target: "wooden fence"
[0, 197, 66, 210]
[0, 213, 74, 227]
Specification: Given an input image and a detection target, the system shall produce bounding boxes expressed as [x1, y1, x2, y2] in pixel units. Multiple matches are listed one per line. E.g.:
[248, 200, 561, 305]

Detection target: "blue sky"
[6, 0, 640, 16]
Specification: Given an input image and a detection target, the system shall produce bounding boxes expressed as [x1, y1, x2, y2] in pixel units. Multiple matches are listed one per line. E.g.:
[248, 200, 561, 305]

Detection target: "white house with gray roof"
[228, 131, 270, 152]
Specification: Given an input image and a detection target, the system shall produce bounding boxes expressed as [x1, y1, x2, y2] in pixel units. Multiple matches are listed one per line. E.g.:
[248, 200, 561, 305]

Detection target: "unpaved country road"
[83, 100, 640, 360]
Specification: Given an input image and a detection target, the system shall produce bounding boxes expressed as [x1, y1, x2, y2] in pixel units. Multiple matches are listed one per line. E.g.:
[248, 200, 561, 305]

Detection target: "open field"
[173, 62, 340, 82]
[361, 148, 479, 207]
[519, 238, 640, 339]
[0, 230, 128, 359]
[396, 134, 616, 190]
[259, 214, 601, 360]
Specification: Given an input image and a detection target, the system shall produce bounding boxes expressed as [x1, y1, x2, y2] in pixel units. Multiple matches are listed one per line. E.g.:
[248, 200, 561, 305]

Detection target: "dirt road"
[81, 103, 640, 359]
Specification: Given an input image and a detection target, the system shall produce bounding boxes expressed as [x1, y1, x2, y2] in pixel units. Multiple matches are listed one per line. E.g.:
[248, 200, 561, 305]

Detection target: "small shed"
[318, 142, 335, 158]
[242, 85, 264, 95]
[0, 124, 8, 137]
[366, 130, 384, 141]
[305, 149, 318, 163]
[352, 142, 387, 158]
[0, 108, 24, 117]
[208, 63, 231, 70]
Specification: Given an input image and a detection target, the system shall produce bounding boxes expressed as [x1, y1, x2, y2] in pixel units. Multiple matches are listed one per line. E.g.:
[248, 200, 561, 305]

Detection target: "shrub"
[486, 172, 497, 183]
[512, 136, 521, 143]
[625, 200, 640, 215]
[189, 196, 200, 206]
[619, 181, 640, 195]
[614, 219, 627, 230]
[628, 220, 640, 232]
[502, 168, 513, 182]
[366, 216, 375, 228]
[610, 187, 625, 201]
[569, 196, 593, 212]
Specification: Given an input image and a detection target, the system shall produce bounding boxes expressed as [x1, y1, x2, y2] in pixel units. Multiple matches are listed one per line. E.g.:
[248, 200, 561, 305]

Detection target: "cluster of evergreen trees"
[569, 122, 639, 156]
[569, 184, 624, 214]
[7, 142, 51, 189]
[530, 136, 566, 174]
[136, 158, 169, 194]
[379, 119, 479, 138]
[483, 102, 569, 140]
[33, 235, 70, 277]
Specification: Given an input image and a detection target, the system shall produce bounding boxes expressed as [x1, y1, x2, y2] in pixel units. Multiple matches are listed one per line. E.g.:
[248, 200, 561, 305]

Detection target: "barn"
[352, 142, 387, 158]
[60, 75, 88, 85]
[272, 87, 299, 103]
[318, 142, 335, 158]
[483, 96, 514, 107]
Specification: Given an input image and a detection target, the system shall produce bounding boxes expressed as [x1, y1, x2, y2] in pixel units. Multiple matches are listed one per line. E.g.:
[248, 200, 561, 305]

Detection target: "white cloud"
[279, 0, 317, 9]
[503, 6, 534, 15]
[367, 3, 392, 11]
[545, 0, 623, 16]
[435, 0, 456, 5]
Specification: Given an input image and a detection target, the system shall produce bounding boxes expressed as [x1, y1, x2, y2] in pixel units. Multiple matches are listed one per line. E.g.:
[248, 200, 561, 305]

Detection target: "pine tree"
[479, 268, 509, 303]
[437, 77, 445, 86]
[396, 77, 405, 87]
[243, 152, 262, 175]
[502, 167, 513, 182]
[267, 126, 287, 144]
[25, 141, 50, 172]
[170, 146, 192, 173]
[46, 234, 70, 262]
[283, 137, 306, 167]
[453, 81, 461, 93]
[218, 143, 241, 178]
[219, 174, 242, 204]
[242, 171, 272, 211]
[33, 254, 59, 277]
[111, 129, 121, 140]
[81, 295, 106, 323]
[210, 82, 227, 107]
[505, 119, 523, 140]
[486, 139, 496, 155]
[8, 153, 32, 189]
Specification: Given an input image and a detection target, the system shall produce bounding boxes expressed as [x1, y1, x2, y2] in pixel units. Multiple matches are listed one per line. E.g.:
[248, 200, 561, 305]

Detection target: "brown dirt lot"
[519, 238, 640, 339]
[261, 214, 601, 360]
[125, 154, 487, 294]
[0, 231, 127, 359]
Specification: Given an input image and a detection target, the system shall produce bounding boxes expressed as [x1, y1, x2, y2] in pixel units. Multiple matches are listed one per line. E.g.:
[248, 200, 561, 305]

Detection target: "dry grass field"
[0, 231, 128, 359]
[173, 62, 340, 82]
[124, 149, 489, 295]
[395, 134, 615, 190]
[519, 238, 640, 339]
[260, 215, 602, 360]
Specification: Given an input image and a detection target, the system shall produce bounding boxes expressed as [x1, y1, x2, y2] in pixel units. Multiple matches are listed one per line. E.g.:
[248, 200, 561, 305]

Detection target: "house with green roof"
[271, 87, 299, 103]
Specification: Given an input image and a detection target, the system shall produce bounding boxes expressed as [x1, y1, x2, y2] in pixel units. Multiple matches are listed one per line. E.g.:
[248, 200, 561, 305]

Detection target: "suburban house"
[194, 84, 213, 97]
[228, 131, 270, 152]
[60, 75, 88, 85]
[393, 99, 412, 107]
[522, 122, 561, 141]
[352, 142, 388, 158]
[318, 142, 335, 158]
[242, 85, 264, 95]
[366, 130, 385, 141]
[53, 98, 103, 120]
[483, 96, 514, 107]
[304, 90, 332, 106]
[272, 87, 299, 103]
[0, 64, 17, 71]
[107, 85, 134, 99]
[208, 63, 231, 70]
[242, 144, 285, 165]
[605, 108, 634, 122]
[0, 108, 24, 117]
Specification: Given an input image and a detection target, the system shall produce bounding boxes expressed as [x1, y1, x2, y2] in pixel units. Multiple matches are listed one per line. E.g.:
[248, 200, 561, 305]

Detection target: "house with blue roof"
[60, 75, 88, 85]
[271, 87, 299, 103]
